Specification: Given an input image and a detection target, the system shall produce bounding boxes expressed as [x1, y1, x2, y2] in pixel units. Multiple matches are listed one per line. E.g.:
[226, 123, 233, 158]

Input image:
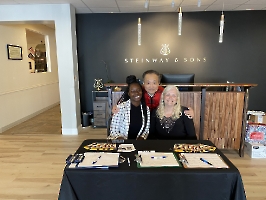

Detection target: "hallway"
[0, 105, 106, 199]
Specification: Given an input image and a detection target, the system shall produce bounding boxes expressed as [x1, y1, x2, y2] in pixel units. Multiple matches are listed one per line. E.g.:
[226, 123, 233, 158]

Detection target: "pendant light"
[219, 3, 225, 43]
[219, 12, 224, 43]
[138, 18, 141, 46]
[178, 7, 182, 36]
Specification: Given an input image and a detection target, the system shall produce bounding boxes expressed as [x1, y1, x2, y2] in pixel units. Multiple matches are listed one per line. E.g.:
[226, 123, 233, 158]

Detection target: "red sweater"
[143, 86, 164, 111]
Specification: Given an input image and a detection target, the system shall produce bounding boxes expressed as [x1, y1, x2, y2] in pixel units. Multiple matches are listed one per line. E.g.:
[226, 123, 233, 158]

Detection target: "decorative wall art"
[28, 53, 35, 60]
[7, 44, 22, 60]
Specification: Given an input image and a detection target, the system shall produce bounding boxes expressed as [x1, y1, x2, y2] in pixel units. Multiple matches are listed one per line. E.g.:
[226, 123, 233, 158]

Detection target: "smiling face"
[143, 73, 160, 95]
[128, 83, 142, 106]
[163, 87, 178, 107]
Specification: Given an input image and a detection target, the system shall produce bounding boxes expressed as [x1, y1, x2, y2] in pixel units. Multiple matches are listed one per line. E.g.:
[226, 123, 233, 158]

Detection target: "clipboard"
[77, 152, 119, 168]
[179, 153, 229, 169]
[137, 152, 181, 168]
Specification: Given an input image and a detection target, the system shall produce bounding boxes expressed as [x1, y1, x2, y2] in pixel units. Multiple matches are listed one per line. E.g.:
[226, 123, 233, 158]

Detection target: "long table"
[105, 83, 257, 156]
[58, 139, 246, 200]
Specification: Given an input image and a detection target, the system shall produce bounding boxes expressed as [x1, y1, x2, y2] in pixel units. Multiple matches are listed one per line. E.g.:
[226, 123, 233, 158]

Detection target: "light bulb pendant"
[138, 18, 141, 46]
[178, 7, 182, 36]
[219, 14, 224, 43]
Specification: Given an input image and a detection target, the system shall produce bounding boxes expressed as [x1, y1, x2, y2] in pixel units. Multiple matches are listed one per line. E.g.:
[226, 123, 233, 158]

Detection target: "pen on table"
[127, 157, 130, 166]
[92, 155, 102, 164]
[151, 156, 167, 159]
[200, 158, 213, 166]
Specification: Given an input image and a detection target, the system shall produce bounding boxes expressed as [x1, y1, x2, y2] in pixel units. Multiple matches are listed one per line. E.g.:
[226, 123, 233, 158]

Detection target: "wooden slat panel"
[203, 92, 245, 150]
[235, 93, 244, 149]
[211, 93, 217, 139]
[223, 93, 232, 148]
[194, 93, 202, 139]
[180, 92, 201, 139]
[218, 93, 226, 140]
[214, 93, 220, 139]
[204, 92, 211, 139]
[229, 93, 237, 148]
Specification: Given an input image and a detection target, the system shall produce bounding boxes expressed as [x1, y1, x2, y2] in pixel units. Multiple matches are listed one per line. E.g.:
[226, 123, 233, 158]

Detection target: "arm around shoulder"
[182, 107, 197, 140]
[184, 107, 194, 119]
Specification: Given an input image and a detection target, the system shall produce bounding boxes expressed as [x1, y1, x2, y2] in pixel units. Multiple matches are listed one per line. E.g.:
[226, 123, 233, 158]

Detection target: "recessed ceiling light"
[171, 0, 175, 8]
[198, 0, 201, 7]
[144, 0, 149, 9]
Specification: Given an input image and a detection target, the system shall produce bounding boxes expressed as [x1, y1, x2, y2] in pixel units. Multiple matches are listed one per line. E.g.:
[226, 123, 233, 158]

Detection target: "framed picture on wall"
[7, 44, 23, 60]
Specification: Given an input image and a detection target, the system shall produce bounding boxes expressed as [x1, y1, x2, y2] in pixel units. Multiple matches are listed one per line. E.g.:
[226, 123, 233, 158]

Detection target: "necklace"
[159, 116, 176, 133]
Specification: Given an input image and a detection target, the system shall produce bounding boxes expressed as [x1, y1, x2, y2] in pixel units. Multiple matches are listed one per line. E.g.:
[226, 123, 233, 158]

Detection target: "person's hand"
[136, 136, 145, 140]
[116, 136, 126, 140]
[184, 107, 194, 119]
[112, 105, 120, 115]
[107, 136, 125, 141]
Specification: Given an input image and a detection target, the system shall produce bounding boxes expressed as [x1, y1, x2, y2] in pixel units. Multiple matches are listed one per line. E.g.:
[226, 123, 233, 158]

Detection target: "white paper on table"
[139, 152, 180, 167]
[180, 153, 229, 168]
[78, 152, 119, 168]
[117, 144, 136, 152]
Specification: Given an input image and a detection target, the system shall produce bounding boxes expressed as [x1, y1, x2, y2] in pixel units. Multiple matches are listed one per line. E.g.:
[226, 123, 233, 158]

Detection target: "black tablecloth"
[58, 140, 246, 200]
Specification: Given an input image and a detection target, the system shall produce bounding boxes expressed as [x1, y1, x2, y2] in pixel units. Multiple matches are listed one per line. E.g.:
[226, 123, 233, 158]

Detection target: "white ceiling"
[0, 0, 266, 13]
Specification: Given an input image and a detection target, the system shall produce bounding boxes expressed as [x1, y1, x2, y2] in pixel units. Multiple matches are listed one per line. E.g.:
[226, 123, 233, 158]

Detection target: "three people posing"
[108, 70, 196, 140]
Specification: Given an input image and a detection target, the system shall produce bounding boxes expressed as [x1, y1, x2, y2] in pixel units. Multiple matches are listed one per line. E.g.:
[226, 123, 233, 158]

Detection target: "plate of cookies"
[84, 142, 117, 151]
[173, 143, 216, 153]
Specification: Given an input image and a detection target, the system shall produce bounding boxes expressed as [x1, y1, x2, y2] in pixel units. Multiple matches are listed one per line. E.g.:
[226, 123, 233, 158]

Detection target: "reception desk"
[105, 83, 257, 157]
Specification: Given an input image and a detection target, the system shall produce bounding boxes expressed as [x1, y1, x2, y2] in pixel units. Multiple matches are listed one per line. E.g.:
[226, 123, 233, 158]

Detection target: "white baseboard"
[62, 128, 79, 135]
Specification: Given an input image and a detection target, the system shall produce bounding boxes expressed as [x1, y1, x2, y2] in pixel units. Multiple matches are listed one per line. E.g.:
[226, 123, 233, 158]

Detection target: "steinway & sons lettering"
[124, 57, 207, 63]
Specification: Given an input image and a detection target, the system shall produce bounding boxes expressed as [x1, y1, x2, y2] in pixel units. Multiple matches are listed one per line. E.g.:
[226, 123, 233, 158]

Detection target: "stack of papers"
[179, 153, 229, 168]
[138, 152, 180, 168]
[77, 152, 119, 168]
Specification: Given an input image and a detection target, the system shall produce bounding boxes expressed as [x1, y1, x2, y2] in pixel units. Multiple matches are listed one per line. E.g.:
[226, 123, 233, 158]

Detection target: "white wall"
[0, 4, 81, 135]
[0, 24, 59, 132]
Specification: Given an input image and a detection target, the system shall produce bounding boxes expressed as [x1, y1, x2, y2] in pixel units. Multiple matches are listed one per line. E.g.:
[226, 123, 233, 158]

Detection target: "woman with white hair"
[149, 85, 196, 140]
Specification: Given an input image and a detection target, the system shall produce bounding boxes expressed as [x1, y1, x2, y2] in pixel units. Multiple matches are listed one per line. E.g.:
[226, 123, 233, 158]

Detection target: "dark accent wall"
[76, 11, 266, 112]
